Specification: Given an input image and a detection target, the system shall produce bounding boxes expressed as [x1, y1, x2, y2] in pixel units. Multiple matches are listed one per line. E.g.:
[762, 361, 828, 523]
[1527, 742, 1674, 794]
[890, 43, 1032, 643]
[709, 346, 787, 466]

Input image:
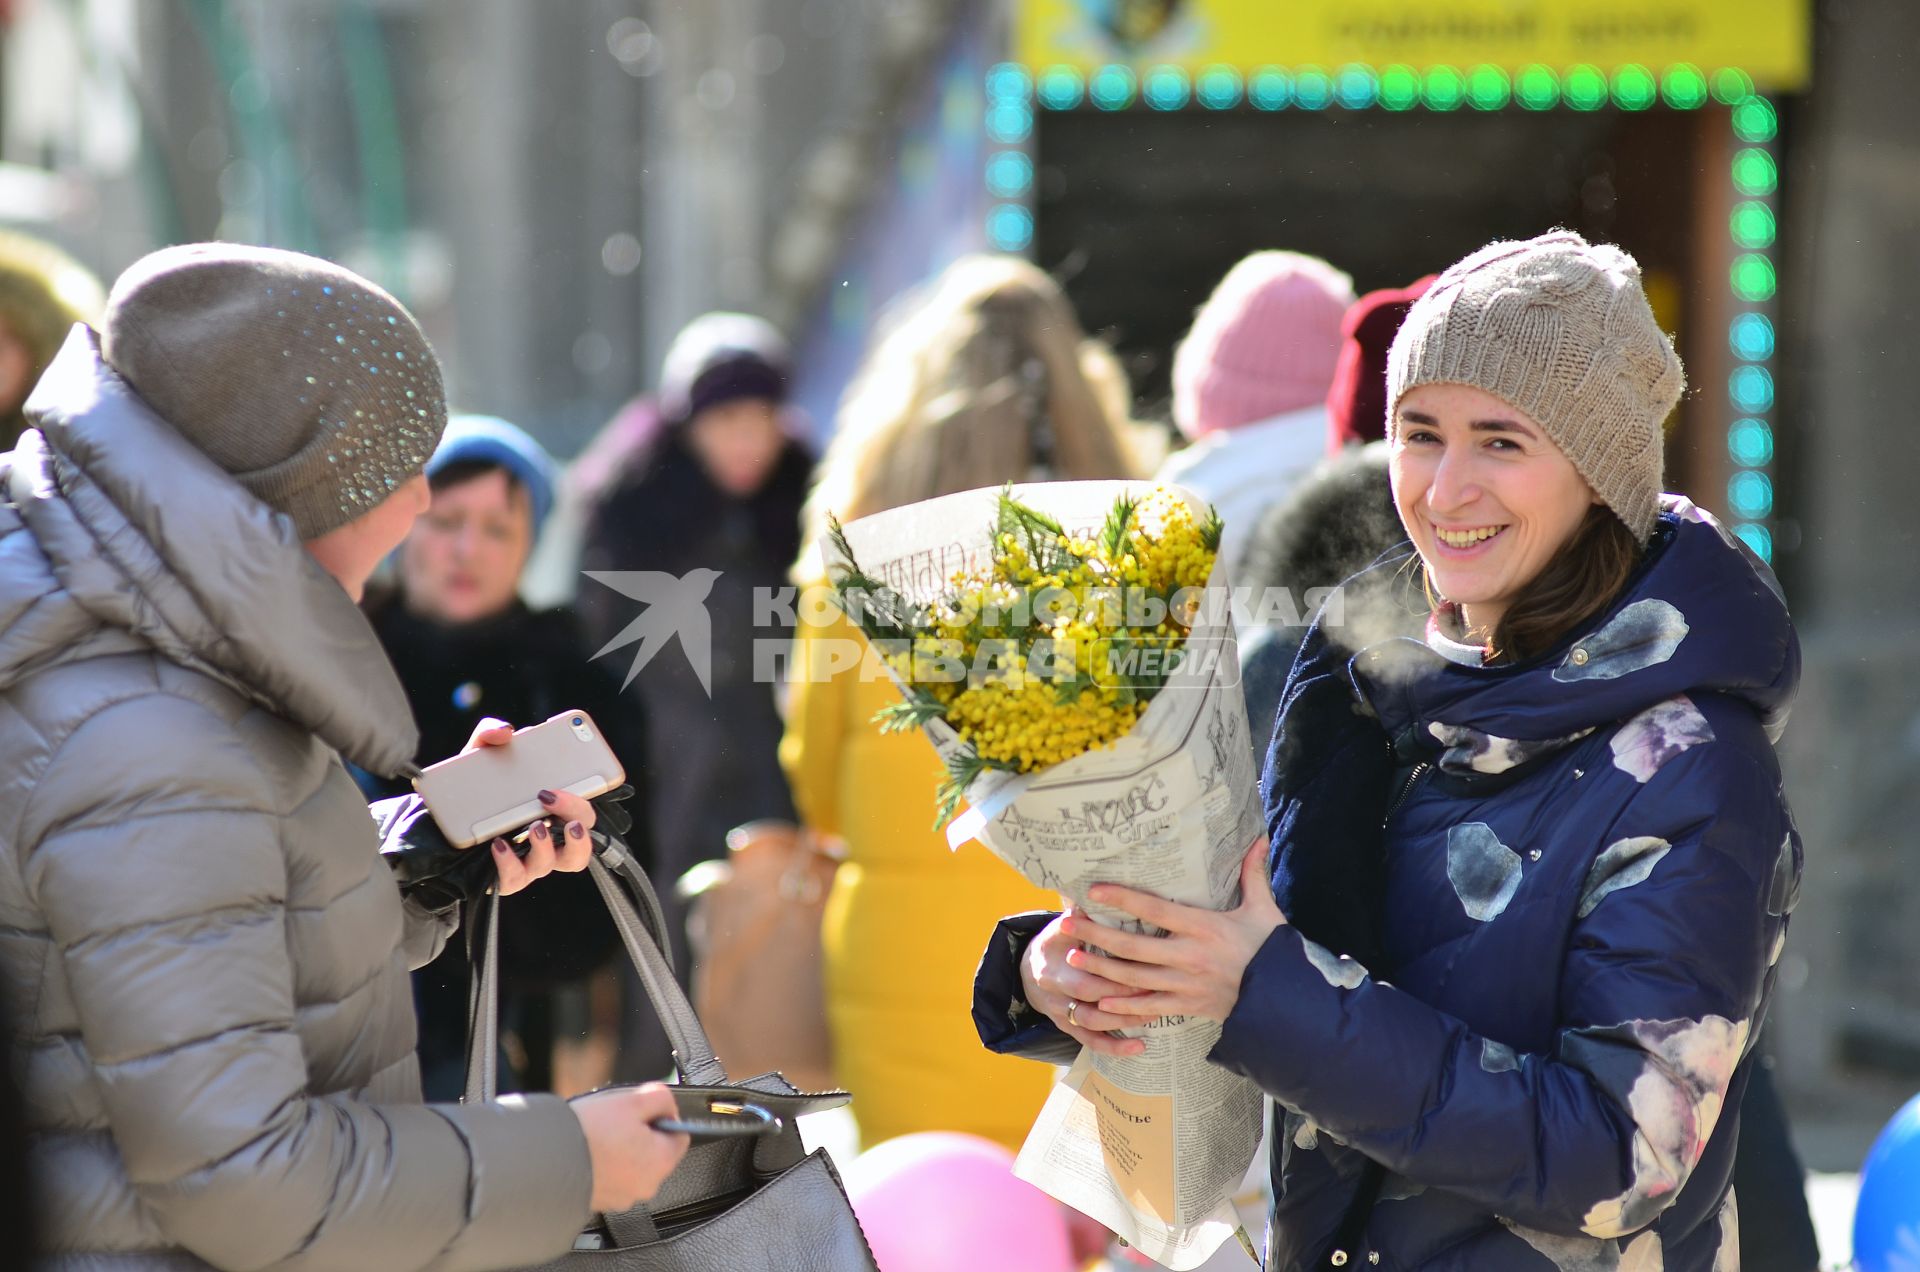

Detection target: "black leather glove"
[375, 794, 497, 915]
[589, 783, 637, 841]
[378, 787, 636, 912]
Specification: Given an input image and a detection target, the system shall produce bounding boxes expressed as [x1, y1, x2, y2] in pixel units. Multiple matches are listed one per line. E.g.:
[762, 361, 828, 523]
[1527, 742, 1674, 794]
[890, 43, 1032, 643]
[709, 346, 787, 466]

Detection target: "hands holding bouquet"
[1021, 837, 1287, 1049]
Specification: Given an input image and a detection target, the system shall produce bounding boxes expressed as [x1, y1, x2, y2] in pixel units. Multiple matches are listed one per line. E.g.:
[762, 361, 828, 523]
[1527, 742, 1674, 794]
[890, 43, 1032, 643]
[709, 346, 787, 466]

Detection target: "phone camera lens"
[571, 716, 584, 726]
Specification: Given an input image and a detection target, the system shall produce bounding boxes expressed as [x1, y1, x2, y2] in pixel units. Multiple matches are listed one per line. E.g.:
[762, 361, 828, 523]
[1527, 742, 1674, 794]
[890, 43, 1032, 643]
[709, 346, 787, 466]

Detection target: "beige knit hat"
[1384, 230, 1683, 542]
[102, 243, 446, 539]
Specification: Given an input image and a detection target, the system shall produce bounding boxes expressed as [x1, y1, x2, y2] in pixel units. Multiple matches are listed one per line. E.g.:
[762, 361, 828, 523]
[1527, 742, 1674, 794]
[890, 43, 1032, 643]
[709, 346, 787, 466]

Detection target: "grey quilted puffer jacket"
[1, 329, 593, 1269]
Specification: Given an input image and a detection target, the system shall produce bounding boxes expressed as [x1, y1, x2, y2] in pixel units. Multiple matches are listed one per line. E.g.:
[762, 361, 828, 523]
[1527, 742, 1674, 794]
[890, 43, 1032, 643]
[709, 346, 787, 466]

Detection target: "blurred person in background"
[360, 414, 640, 1101]
[1234, 277, 1432, 750]
[0, 243, 683, 1269]
[783, 255, 1143, 1152]
[1322, 275, 1437, 453]
[0, 228, 106, 449]
[1155, 250, 1355, 572]
[575, 312, 814, 1081]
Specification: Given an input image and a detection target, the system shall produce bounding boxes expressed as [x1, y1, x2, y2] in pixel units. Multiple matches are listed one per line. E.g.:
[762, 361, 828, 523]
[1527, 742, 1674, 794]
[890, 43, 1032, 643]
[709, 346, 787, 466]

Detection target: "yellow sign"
[1017, 0, 1810, 89]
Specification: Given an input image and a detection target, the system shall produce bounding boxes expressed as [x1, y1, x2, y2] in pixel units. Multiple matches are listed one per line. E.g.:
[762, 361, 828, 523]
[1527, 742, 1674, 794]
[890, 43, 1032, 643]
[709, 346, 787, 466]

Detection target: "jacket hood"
[1352, 496, 1799, 777]
[0, 326, 418, 774]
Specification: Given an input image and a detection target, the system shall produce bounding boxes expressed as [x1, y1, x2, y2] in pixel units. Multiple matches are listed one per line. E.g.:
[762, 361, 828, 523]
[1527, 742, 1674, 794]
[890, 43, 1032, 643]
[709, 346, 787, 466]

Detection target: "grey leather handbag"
[463, 836, 879, 1270]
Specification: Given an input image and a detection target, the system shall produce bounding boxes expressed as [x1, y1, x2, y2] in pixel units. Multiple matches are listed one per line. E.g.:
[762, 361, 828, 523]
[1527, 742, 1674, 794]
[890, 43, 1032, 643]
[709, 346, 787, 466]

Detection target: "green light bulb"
[1515, 64, 1558, 109]
[1711, 67, 1755, 105]
[1728, 418, 1775, 467]
[1728, 471, 1773, 519]
[1424, 65, 1464, 111]
[1662, 64, 1708, 109]
[987, 101, 1032, 144]
[1731, 254, 1776, 302]
[1565, 64, 1607, 110]
[987, 63, 1031, 101]
[1729, 366, 1774, 413]
[1249, 67, 1292, 110]
[1733, 97, 1778, 142]
[1037, 66, 1084, 111]
[1197, 64, 1240, 110]
[987, 204, 1033, 252]
[1144, 65, 1189, 110]
[1729, 314, 1775, 362]
[1729, 202, 1775, 250]
[1732, 149, 1778, 196]
[1090, 64, 1136, 111]
[1379, 64, 1420, 110]
[1294, 65, 1332, 110]
[1335, 63, 1377, 110]
[986, 152, 1033, 198]
[1732, 523, 1773, 563]
[1467, 65, 1510, 110]
[1612, 64, 1656, 110]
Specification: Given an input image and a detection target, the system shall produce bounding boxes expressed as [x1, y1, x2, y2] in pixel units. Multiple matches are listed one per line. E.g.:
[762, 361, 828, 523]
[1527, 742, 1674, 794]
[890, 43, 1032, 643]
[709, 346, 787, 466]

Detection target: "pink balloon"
[844, 1132, 1076, 1272]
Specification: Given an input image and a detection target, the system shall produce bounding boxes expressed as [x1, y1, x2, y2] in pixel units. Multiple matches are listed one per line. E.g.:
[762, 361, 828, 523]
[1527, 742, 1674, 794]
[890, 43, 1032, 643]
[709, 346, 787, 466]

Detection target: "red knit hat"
[1324, 275, 1435, 454]
[1171, 251, 1353, 440]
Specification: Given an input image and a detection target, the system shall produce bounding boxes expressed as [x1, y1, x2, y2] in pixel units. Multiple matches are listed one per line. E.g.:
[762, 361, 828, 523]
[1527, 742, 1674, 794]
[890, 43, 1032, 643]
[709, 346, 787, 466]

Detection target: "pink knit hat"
[1171, 250, 1355, 440]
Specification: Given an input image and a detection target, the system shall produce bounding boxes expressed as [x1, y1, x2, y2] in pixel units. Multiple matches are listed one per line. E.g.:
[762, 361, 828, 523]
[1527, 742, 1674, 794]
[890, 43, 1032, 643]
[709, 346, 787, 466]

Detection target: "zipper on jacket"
[1383, 761, 1430, 828]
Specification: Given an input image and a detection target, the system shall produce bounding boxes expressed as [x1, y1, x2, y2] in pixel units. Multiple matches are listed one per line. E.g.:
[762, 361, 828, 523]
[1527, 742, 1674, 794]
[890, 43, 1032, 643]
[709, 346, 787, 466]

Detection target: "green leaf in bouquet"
[1051, 670, 1094, 707]
[994, 487, 1073, 579]
[825, 513, 923, 641]
[1099, 491, 1137, 562]
[1200, 504, 1225, 555]
[1103, 630, 1141, 708]
[932, 746, 1019, 830]
[873, 690, 947, 734]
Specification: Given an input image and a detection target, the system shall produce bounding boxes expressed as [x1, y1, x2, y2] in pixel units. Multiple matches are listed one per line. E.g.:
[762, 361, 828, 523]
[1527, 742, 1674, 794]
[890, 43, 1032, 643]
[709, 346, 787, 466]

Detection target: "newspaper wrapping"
[824, 482, 1266, 1269]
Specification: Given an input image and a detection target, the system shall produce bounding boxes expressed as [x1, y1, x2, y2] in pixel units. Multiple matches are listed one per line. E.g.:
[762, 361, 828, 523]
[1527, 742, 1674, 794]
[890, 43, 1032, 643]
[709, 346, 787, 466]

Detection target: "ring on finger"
[1067, 1000, 1079, 1028]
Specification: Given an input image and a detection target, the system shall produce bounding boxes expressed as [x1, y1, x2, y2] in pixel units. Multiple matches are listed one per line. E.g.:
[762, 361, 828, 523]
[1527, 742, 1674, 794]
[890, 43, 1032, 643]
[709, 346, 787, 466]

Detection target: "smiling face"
[1391, 383, 1600, 637]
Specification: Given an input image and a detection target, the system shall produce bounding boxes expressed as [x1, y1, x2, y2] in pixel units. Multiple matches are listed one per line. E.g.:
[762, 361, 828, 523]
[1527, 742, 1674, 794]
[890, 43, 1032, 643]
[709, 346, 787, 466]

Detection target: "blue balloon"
[1855, 1092, 1920, 1272]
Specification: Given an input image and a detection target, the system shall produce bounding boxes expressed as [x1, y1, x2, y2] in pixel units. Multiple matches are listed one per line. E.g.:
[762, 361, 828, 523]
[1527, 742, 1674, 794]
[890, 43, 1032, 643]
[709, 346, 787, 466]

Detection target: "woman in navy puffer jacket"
[974, 231, 1800, 1271]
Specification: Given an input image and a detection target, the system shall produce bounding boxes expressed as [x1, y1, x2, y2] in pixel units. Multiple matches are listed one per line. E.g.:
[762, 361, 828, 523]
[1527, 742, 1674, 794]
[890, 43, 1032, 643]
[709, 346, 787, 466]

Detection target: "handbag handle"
[463, 831, 731, 1104]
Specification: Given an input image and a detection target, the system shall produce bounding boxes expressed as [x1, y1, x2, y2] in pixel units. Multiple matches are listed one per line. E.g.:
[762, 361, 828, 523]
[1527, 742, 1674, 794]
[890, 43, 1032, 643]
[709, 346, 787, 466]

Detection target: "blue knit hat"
[425, 413, 558, 537]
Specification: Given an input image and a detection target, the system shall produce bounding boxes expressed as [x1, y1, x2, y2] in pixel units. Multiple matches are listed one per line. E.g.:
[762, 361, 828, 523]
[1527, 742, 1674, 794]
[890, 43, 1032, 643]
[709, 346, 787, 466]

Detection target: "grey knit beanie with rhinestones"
[1384, 230, 1684, 543]
[101, 243, 446, 539]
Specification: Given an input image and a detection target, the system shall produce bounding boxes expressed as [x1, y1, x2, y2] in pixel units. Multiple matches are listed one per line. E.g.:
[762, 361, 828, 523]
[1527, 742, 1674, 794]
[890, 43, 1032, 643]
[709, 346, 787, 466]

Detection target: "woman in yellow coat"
[782, 256, 1147, 1151]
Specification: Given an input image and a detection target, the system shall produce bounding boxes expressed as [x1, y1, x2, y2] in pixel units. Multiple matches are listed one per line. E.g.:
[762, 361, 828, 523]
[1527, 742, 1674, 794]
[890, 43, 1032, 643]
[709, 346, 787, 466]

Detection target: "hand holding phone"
[414, 710, 626, 849]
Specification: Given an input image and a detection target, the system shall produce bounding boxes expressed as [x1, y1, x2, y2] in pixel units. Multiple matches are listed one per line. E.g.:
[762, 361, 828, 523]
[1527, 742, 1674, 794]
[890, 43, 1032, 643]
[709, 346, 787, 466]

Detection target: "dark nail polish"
[492, 839, 509, 854]
[537, 789, 558, 806]
[531, 820, 548, 840]
[567, 821, 585, 839]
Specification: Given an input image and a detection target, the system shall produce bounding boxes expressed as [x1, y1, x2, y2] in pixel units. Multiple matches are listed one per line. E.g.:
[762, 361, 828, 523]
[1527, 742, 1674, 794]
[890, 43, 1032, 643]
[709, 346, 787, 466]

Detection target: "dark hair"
[1485, 505, 1642, 663]
[427, 457, 526, 500]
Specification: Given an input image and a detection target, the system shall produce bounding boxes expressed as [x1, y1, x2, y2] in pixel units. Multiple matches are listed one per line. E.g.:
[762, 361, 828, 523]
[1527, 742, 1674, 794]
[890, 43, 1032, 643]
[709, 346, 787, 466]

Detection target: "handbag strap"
[586, 849, 729, 1085]
[464, 831, 729, 1104]
[463, 892, 501, 1105]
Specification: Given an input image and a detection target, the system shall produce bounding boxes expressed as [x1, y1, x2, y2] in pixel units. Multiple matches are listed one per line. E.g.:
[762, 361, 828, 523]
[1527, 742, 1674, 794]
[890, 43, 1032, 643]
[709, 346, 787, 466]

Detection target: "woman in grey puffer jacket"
[0, 245, 684, 1269]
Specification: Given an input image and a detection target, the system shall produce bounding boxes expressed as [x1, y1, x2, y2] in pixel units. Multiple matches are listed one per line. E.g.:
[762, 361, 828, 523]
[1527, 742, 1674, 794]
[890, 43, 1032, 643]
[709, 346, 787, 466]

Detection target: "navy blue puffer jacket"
[977, 498, 1801, 1271]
